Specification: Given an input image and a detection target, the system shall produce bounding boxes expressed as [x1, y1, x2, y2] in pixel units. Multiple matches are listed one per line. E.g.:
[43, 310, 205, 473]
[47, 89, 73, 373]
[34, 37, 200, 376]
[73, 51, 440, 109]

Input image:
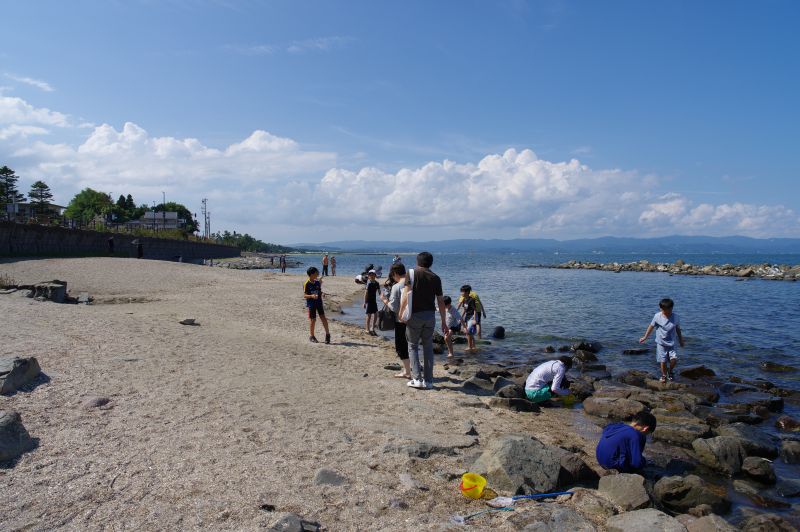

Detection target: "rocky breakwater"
[211, 254, 303, 270]
[536, 259, 800, 281]
[439, 340, 800, 528]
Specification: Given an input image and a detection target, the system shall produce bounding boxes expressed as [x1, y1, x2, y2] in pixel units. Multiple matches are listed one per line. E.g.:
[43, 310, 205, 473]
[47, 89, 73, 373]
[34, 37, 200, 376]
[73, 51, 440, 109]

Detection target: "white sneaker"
[407, 379, 424, 389]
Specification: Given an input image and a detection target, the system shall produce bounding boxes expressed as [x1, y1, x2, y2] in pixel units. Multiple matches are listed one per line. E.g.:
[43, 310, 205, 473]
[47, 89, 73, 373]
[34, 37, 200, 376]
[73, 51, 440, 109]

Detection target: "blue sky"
[1, 0, 798, 242]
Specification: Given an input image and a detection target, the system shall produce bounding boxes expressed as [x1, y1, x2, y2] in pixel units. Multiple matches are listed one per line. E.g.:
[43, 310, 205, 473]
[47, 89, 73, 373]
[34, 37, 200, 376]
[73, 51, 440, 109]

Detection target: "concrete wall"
[0, 222, 240, 261]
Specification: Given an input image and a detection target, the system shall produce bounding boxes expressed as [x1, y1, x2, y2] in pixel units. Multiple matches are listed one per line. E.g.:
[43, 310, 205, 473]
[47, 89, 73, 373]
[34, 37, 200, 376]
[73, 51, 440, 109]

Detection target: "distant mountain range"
[292, 236, 800, 254]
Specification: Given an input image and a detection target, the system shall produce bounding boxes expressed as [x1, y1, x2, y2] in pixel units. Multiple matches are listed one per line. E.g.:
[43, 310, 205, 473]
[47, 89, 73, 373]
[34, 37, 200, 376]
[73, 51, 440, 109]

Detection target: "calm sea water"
[291, 251, 800, 392]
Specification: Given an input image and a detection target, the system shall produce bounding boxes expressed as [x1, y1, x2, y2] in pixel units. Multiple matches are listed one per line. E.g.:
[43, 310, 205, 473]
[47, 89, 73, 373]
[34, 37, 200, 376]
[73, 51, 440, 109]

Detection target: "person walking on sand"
[322, 254, 329, 276]
[398, 251, 450, 390]
[364, 270, 380, 335]
[303, 267, 331, 344]
[331, 256, 336, 276]
[280, 254, 287, 273]
[639, 298, 685, 383]
[381, 263, 411, 378]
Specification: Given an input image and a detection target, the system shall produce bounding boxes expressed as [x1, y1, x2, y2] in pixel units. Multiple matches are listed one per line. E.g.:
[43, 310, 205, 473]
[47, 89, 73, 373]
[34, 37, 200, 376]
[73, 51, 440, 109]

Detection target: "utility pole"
[162, 191, 166, 229]
[201, 198, 208, 239]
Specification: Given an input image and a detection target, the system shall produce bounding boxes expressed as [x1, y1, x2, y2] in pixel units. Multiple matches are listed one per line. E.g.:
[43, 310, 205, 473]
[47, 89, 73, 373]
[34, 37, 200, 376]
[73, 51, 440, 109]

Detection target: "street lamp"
[162, 191, 166, 229]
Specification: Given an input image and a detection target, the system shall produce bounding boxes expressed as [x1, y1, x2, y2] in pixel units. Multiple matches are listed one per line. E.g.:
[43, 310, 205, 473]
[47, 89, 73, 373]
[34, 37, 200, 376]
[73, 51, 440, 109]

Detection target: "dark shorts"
[308, 305, 325, 320]
[365, 301, 378, 314]
[449, 326, 461, 334]
[474, 313, 481, 325]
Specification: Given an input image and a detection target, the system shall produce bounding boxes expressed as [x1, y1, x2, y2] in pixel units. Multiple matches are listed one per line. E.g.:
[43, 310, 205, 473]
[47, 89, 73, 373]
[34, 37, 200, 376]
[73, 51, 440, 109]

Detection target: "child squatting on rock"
[524, 356, 573, 403]
[639, 298, 685, 383]
[595, 411, 657, 472]
[303, 266, 331, 344]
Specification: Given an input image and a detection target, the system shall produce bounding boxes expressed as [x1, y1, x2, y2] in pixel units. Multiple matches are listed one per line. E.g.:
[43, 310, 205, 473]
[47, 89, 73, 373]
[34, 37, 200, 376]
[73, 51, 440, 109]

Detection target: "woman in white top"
[381, 263, 410, 379]
[524, 356, 573, 403]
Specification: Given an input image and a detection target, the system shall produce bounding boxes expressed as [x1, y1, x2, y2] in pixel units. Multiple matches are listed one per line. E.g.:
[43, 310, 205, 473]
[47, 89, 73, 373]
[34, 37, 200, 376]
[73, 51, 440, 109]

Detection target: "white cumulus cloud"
[1, 94, 797, 240]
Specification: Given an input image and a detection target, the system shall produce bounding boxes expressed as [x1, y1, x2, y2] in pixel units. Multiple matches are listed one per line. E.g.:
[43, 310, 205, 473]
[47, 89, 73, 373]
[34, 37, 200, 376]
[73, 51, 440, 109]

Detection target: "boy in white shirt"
[525, 356, 573, 403]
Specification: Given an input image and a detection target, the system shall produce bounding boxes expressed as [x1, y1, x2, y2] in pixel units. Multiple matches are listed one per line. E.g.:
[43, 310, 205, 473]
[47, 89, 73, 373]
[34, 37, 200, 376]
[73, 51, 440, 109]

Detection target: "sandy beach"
[1, 258, 593, 531]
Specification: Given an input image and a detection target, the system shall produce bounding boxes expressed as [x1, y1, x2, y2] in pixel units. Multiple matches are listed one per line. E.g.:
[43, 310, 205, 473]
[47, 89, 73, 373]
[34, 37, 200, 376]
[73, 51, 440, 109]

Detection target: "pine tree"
[125, 194, 135, 211]
[0, 166, 25, 209]
[28, 180, 54, 216]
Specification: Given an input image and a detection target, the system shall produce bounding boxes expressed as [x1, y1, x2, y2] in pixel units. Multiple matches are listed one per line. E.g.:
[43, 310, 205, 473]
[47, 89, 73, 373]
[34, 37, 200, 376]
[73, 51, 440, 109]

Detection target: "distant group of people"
[301, 251, 685, 473]
[321, 254, 336, 276]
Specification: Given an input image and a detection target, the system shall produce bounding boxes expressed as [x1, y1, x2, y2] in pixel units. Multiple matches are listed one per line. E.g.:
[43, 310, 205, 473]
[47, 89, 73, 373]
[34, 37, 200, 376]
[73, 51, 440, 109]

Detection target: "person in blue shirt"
[596, 412, 657, 472]
[639, 298, 685, 383]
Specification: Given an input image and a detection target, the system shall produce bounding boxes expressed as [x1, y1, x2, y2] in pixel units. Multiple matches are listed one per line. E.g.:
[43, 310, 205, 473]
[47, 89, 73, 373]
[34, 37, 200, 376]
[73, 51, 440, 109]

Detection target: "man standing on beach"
[322, 254, 329, 276]
[401, 251, 449, 390]
[330, 256, 336, 276]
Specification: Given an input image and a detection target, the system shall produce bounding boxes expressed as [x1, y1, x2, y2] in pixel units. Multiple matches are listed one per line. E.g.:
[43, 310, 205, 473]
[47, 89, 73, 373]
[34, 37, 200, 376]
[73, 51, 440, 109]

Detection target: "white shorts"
[656, 345, 678, 363]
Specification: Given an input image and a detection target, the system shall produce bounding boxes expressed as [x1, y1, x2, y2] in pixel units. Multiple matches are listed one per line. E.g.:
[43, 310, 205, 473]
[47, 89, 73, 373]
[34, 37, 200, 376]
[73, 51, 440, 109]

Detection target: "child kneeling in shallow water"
[524, 356, 573, 403]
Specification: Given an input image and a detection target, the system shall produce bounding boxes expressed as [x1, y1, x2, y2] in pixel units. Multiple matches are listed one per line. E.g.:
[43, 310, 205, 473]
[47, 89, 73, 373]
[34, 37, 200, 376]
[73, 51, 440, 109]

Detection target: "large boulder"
[606, 509, 687, 532]
[739, 514, 796, 532]
[741, 456, 776, 484]
[653, 475, 730, 515]
[780, 439, 800, 464]
[574, 349, 598, 362]
[691, 437, 746, 476]
[471, 435, 586, 495]
[567, 488, 618, 523]
[493, 377, 526, 399]
[0, 356, 41, 395]
[715, 423, 780, 458]
[0, 410, 35, 462]
[775, 415, 800, 432]
[617, 369, 653, 387]
[583, 397, 646, 420]
[506, 503, 597, 531]
[686, 514, 736, 532]
[598, 473, 650, 511]
[654, 410, 711, 447]
[485, 397, 540, 412]
[557, 450, 599, 486]
[573, 341, 602, 353]
[680, 365, 716, 380]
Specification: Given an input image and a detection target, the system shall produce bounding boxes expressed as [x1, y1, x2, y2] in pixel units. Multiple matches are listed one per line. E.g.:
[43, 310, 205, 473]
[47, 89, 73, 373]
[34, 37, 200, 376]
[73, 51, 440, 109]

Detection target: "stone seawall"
[0, 222, 240, 261]
[532, 259, 800, 281]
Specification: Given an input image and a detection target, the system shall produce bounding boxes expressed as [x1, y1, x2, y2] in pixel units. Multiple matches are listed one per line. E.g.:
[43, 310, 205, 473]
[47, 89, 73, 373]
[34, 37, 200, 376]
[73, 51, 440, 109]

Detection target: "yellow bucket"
[460, 473, 487, 500]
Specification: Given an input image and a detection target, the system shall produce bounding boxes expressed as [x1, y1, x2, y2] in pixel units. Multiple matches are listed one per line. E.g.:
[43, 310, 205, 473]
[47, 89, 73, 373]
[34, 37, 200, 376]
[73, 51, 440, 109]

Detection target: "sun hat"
[368, 269, 377, 274]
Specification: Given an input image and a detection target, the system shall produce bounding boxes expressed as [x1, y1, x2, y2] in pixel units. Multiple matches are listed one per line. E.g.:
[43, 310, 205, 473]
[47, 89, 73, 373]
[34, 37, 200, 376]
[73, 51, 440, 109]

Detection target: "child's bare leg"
[402, 358, 412, 376]
[476, 323, 482, 339]
[309, 318, 316, 338]
[669, 358, 677, 371]
[319, 315, 330, 334]
[446, 335, 454, 357]
[364, 315, 370, 331]
[660, 361, 667, 376]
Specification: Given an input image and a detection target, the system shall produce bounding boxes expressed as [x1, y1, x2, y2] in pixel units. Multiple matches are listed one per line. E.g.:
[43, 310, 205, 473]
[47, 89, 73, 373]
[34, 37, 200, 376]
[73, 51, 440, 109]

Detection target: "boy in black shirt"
[303, 267, 330, 344]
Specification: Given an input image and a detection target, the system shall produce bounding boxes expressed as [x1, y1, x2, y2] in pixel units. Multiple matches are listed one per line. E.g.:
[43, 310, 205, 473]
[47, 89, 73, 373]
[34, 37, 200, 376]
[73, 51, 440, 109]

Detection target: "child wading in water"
[303, 267, 331, 344]
[364, 269, 380, 336]
[639, 298, 684, 382]
[443, 296, 464, 358]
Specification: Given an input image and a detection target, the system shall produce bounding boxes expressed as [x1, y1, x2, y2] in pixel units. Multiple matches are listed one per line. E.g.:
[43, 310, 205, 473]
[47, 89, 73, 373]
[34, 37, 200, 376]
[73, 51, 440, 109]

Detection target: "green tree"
[28, 180, 54, 216]
[65, 188, 113, 221]
[154, 201, 199, 234]
[125, 194, 135, 211]
[0, 165, 25, 209]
